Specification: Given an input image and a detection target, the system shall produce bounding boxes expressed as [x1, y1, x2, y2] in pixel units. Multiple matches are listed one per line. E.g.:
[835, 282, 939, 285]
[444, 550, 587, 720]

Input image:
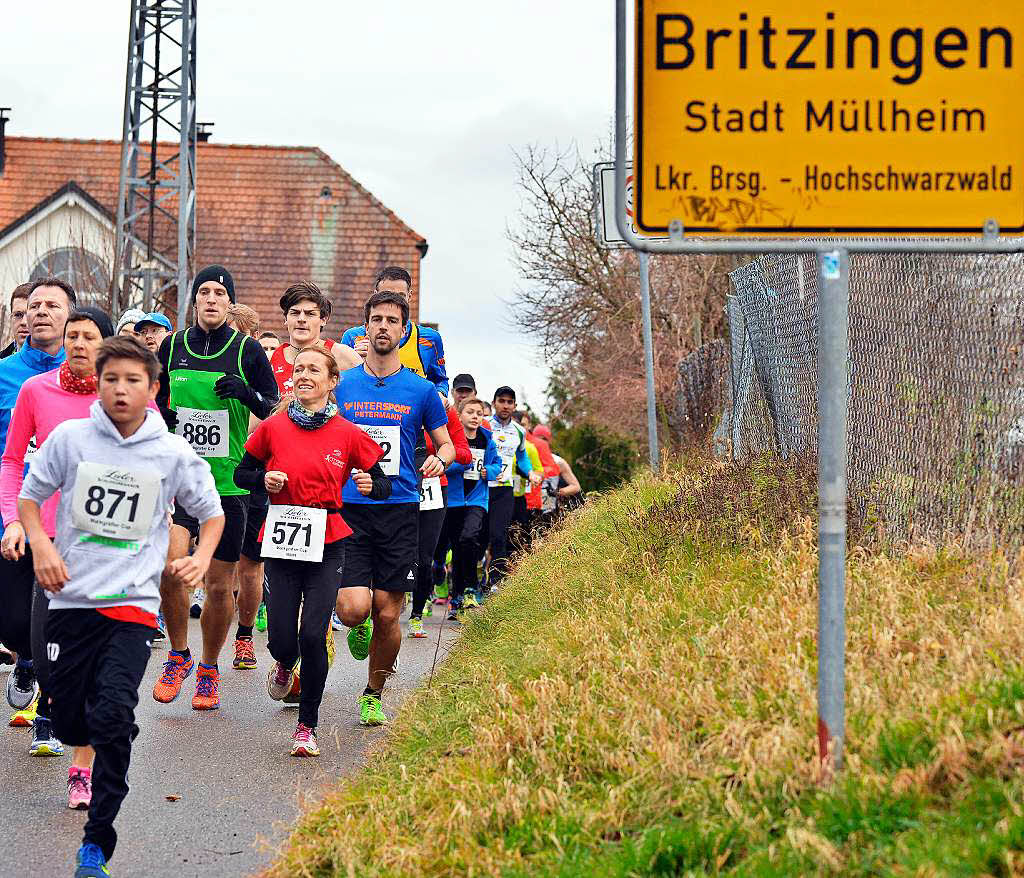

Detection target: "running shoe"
[267, 661, 295, 701]
[255, 603, 268, 633]
[6, 659, 38, 710]
[330, 612, 343, 631]
[0, 641, 13, 664]
[191, 664, 220, 710]
[407, 616, 427, 638]
[9, 694, 38, 727]
[290, 722, 320, 757]
[67, 766, 92, 810]
[189, 587, 205, 619]
[152, 613, 166, 645]
[423, 601, 433, 618]
[446, 606, 460, 622]
[74, 842, 110, 877]
[347, 618, 373, 661]
[232, 638, 257, 670]
[29, 716, 64, 756]
[463, 593, 480, 610]
[283, 661, 301, 705]
[152, 652, 194, 703]
[358, 693, 388, 726]
[433, 584, 448, 602]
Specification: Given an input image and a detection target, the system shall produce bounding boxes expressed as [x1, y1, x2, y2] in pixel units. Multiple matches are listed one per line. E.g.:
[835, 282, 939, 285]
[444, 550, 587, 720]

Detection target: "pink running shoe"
[68, 766, 92, 810]
[290, 722, 319, 757]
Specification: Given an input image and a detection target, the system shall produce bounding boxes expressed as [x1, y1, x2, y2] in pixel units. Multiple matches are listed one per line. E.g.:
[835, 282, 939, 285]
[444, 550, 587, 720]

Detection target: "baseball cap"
[493, 385, 516, 401]
[452, 373, 476, 391]
[134, 312, 173, 332]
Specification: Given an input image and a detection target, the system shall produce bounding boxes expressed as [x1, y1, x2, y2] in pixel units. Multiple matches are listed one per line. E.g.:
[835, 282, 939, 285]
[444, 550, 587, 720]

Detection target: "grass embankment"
[270, 459, 1024, 876]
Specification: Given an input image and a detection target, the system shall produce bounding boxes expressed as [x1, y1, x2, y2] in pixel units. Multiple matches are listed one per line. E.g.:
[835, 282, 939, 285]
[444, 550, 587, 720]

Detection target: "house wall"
[0, 200, 114, 344]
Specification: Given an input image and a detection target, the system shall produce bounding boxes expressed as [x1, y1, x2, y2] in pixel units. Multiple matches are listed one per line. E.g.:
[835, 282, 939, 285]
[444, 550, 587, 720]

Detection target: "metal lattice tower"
[113, 0, 196, 327]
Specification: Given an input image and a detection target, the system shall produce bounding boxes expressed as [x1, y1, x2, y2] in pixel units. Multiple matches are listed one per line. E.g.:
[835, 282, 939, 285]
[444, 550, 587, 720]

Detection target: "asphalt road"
[0, 608, 457, 877]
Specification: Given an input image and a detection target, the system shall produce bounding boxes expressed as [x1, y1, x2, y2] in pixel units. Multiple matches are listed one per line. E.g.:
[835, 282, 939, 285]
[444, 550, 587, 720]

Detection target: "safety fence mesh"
[680, 252, 1024, 550]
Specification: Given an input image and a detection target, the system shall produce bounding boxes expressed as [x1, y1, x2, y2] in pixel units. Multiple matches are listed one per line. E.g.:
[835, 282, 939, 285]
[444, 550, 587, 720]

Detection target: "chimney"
[196, 121, 214, 143]
[0, 109, 9, 175]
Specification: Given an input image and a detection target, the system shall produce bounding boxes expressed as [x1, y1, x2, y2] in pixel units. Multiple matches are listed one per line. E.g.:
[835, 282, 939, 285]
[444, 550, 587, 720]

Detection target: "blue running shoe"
[74, 842, 110, 876]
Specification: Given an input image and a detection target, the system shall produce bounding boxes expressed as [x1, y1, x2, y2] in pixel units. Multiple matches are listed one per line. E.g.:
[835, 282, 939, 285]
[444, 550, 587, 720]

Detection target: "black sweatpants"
[0, 549, 35, 658]
[487, 486, 515, 585]
[46, 609, 153, 862]
[412, 485, 447, 618]
[265, 539, 344, 729]
[449, 505, 486, 604]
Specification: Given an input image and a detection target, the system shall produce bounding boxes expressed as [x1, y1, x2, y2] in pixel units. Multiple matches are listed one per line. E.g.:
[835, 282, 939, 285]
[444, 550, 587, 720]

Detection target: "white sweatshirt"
[20, 400, 222, 617]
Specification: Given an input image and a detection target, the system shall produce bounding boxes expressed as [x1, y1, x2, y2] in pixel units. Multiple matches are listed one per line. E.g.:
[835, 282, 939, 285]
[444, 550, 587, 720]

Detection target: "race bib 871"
[71, 462, 161, 544]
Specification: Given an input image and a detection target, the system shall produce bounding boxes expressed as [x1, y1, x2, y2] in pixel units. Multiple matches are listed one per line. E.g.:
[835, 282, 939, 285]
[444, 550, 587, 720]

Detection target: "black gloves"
[216, 373, 269, 409]
[161, 407, 178, 432]
[213, 374, 250, 402]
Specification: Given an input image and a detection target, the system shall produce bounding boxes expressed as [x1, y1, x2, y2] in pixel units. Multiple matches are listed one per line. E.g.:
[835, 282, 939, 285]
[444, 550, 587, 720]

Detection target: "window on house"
[30, 247, 110, 307]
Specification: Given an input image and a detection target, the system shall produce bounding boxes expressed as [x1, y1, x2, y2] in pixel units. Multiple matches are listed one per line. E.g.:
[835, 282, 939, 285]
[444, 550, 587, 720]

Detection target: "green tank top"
[167, 328, 250, 496]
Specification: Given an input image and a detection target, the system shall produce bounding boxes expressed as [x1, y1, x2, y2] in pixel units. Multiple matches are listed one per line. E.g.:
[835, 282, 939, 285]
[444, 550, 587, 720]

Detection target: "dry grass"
[267, 458, 1024, 877]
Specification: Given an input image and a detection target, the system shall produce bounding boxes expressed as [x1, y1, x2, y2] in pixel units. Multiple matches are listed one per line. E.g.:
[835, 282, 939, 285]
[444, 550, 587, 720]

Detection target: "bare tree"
[508, 144, 731, 440]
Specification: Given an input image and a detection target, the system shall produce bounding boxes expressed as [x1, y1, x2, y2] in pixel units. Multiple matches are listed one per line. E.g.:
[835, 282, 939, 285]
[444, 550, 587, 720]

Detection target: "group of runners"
[0, 265, 581, 877]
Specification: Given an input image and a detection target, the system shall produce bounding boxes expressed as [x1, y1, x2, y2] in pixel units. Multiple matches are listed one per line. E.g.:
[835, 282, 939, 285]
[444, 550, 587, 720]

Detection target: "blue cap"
[135, 312, 173, 332]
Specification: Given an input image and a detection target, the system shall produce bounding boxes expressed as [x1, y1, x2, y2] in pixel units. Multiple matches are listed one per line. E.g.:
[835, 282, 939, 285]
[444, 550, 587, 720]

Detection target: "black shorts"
[240, 492, 270, 562]
[340, 502, 419, 592]
[172, 494, 248, 563]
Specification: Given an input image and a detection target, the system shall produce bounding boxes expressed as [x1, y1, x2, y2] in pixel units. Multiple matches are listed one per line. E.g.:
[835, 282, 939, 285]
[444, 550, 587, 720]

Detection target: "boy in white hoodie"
[19, 336, 224, 878]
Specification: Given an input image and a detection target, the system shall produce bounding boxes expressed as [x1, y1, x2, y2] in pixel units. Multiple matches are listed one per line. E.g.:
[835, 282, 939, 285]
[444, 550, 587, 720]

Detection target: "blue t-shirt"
[338, 365, 448, 505]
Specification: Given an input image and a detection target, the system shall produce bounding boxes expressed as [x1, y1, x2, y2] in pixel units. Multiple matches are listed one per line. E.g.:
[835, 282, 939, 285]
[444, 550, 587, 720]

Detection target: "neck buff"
[287, 399, 337, 431]
[59, 361, 98, 395]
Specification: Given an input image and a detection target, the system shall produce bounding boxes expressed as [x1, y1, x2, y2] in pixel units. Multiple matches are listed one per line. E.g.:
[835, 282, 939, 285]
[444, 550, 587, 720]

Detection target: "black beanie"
[66, 306, 115, 339]
[191, 265, 236, 303]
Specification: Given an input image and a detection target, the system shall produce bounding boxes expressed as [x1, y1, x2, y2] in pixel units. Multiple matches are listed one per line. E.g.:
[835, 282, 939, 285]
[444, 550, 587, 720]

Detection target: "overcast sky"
[5, 2, 618, 412]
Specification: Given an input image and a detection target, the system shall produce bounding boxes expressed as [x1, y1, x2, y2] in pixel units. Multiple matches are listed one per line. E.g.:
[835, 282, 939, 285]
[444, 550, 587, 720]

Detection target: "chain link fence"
[677, 252, 1024, 550]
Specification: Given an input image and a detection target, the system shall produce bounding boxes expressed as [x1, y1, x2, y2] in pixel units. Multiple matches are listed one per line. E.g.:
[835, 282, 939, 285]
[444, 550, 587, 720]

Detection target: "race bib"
[494, 447, 516, 485]
[177, 407, 229, 458]
[356, 424, 400, 477]
[23, 435, 38, 464]
[261, 505, 327, 563]
[463, 448, 485, 482]
[513, 475, 525, 493]
[419, 477, 443, 510]
[542, 475, 559, 513]
[71, 462, 161, 544]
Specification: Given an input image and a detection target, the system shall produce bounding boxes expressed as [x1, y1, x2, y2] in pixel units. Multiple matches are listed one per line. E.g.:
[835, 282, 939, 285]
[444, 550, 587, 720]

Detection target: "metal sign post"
[638, 251, 660, 470]
[816, 248, 849, 771]
[593, 161, 664, 470]
[614, 0, 1024, 774]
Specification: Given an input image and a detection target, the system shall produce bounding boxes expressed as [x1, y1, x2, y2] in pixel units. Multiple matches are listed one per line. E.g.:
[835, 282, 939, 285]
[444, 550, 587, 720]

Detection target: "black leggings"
[265, 539, 344, 729]
[412, 486, 447, 618]
[448, 505, 486, 604]
[31, 583, 52, 720]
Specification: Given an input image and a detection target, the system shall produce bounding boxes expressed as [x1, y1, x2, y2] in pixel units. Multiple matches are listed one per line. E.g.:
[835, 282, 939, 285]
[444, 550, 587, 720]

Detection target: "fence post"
[816, 247, 850, 774]
[639, 251, 660, 470]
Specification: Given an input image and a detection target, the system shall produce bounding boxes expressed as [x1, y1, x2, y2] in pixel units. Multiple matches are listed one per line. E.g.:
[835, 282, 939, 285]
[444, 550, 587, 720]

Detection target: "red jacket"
[426, 404, 472, 487]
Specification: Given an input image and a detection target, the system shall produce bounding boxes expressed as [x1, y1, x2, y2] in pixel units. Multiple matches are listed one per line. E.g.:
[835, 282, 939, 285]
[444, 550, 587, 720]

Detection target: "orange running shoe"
[191, 664, 220, 710]
[232, 638, 257, 670]
[152, 652, 194, 703]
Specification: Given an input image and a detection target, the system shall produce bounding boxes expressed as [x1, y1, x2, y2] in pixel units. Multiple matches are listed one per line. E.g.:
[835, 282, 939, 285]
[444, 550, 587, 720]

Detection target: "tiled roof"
[0, 136, 426, 335]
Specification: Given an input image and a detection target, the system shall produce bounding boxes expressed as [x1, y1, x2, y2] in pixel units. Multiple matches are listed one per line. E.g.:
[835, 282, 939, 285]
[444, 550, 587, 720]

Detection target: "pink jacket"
[1, 370, 157, 536]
